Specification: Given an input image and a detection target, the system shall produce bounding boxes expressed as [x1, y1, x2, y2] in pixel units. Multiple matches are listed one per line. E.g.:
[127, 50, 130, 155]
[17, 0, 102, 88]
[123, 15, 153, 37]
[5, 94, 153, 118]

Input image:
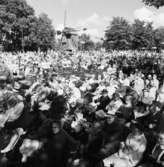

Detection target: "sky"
[26, 0, 164, 40]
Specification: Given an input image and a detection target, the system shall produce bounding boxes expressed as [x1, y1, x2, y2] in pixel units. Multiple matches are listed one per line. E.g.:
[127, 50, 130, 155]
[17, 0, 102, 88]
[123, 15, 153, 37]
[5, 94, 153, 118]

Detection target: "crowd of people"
[1, 50, 164, 167]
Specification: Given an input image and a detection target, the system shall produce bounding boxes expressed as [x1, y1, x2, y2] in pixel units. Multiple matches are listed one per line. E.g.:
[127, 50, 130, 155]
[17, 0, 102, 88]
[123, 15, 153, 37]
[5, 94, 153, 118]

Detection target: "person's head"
[124, 95, 132, 105]
[112, 93, 120, 101]
[101, 89, 108, 97]
[91, 121, 104, 134]
[153, 74, 157, 80]
[70, 100, 77, 108]
[124, 73, 128, 79]
[148, 74, 152, 80]
[131, 125, 143, 136]
[106, 115, 115, 124]
[158, 132, 164, 146]
[150, 102, 162, 114]
[52, 121, 61, 134]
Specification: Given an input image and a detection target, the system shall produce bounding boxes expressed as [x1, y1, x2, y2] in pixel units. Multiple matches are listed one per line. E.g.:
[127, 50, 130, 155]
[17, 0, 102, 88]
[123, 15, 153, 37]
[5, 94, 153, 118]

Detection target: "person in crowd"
[103, 126, 147, 167]
[43, 120, 79, 167]
[0, 50, 164, 167]
[140, 131, 164, 167]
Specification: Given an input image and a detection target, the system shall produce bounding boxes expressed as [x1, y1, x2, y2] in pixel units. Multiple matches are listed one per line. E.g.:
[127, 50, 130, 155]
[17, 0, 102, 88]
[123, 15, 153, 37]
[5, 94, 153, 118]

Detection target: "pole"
[61, 9, 67, 52]
[64, 9, 67, 28]
[21, 27, 24, 52]
[18, 55, 21, 75]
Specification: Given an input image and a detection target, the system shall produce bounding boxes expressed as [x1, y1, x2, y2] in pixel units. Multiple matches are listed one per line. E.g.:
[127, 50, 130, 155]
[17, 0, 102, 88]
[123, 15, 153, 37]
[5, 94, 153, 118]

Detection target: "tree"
[79, 33, 95, 51]
[142, 0, 164, 8]
[104, 17, 132, 50]
[94, 41, 103, 50]
[35, 13, 55, 51]
[154, 27, 164, 52]
[22, 15, 39, 51]
[131, 19, 154, 50]
[0, 0, 35, 51]
[0, 0, 55, 51]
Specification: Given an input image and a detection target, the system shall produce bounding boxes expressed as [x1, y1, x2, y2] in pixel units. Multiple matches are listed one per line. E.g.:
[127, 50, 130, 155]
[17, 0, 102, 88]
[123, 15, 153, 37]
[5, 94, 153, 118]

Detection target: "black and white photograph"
[0, 0, 164, 167]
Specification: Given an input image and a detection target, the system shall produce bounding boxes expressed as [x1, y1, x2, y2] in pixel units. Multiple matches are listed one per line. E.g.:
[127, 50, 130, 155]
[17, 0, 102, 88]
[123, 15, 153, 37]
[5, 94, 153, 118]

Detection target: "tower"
[57, 10, 78, 52]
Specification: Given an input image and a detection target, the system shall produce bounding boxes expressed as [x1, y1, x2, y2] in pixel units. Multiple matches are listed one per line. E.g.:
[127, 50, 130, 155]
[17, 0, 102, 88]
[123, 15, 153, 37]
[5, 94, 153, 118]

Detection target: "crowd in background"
[1, 50, 164, 167]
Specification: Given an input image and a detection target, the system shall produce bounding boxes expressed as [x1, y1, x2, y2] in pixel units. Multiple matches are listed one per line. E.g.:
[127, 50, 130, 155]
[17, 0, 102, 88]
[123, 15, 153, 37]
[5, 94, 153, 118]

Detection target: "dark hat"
[101, 89, 108, 94]
[19, 80, 32, 89]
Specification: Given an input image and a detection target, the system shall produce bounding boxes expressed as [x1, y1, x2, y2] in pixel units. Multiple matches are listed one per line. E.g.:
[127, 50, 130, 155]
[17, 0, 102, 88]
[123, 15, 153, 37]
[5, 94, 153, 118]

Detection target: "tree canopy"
[142, 0, 164, 8]
[105, 17, 132, 50]
[78, 33, 95, 51]
[35, 13, 55, 51]
[154, 27, 164, 52]
[104, 16, 164, 51]
[0, 0, 55, 51]
[132, 20, 154, 50]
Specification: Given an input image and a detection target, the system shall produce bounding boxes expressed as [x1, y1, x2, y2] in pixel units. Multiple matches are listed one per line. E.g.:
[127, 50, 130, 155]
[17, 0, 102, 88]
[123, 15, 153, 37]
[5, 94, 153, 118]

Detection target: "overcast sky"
[26, 0, 164, 39]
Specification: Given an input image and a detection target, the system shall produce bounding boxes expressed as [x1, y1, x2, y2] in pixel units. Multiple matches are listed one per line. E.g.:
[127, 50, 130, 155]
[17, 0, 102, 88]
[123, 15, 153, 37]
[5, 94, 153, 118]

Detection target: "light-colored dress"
[103, 130, 147, 167]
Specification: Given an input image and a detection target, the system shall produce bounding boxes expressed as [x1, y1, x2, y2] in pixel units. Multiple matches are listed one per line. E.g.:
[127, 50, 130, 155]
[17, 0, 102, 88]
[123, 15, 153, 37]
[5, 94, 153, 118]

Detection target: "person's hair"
[49, 95, 67, 120]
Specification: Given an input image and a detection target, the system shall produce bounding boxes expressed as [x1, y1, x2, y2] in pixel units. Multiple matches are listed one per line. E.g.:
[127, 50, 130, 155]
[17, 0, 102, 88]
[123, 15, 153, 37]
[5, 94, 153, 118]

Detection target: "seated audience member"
[103, 126, 147, 167]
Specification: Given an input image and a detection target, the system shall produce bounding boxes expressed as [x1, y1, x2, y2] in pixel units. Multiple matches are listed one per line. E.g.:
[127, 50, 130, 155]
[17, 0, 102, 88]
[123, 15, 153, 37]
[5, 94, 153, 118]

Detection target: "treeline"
[104, 17, 164, 51]
[0, 0, 164, 52]
[0, 0, 55, 52]
[142, 0, 164, 8]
